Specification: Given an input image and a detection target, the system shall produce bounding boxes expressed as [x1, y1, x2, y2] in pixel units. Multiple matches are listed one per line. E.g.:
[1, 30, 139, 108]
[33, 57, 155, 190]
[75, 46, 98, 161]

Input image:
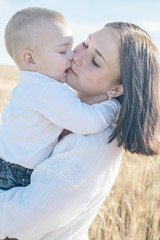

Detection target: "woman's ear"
[22, 50, 37, 70]
[107, 84, 124, 98]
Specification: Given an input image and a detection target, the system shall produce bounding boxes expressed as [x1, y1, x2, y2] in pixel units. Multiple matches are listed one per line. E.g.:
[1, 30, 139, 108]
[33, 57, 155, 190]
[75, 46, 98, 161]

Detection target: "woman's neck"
[76, 92, 109, 105]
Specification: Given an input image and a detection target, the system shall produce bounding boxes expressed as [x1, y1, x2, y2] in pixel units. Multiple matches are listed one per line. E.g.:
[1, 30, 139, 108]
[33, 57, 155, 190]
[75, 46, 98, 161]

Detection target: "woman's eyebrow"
[89, 35, 107, 63]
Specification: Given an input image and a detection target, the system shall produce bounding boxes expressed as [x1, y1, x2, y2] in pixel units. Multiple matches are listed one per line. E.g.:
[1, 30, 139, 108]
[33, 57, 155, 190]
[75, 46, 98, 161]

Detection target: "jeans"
[0, 157, 33, 239]
[4, 238, 17, 240]
[0, 158, 33, 190]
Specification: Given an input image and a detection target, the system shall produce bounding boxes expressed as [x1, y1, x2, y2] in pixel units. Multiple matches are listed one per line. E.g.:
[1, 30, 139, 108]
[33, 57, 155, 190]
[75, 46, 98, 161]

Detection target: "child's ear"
[107, 84, 124, 98]
[22, 50, 37, 70]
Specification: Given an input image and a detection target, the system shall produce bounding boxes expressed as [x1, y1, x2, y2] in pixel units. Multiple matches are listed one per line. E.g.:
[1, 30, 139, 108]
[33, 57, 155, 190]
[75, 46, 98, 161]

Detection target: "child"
[0, 7, 120, 191]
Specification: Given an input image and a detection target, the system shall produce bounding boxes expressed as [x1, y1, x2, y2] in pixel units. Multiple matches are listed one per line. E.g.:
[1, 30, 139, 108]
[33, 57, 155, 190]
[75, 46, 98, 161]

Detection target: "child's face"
[33, 21, 73, 83]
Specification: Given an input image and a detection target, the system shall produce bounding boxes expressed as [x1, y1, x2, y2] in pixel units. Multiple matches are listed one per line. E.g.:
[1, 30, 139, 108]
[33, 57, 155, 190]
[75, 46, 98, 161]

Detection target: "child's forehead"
[33, 20, 72, 36]
[30, 21, 73, 47]
[40, 21, 73, 39]
[56, 36, 73, 46]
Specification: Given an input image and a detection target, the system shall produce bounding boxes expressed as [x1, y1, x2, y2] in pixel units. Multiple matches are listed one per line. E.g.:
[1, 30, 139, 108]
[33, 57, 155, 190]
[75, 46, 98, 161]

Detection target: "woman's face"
[66, 27, 120, 95]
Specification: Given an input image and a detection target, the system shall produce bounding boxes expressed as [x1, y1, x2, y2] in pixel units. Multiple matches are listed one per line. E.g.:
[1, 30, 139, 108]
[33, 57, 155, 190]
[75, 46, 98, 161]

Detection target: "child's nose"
[69, 50, 73, 61]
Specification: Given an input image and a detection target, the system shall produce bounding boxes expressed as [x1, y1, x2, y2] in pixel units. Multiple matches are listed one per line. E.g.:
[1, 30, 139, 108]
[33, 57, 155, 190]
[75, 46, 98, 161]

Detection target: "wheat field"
[0, 66, 160, 240]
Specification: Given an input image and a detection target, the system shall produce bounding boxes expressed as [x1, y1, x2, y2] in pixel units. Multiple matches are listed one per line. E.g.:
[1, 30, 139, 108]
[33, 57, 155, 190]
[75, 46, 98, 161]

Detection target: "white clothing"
[0, 126, 123, 240]
[0, 70, 120, 168]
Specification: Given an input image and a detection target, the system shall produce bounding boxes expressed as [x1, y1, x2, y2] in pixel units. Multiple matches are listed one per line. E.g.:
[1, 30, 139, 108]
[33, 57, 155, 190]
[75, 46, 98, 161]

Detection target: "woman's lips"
[68, 67, 78, 76]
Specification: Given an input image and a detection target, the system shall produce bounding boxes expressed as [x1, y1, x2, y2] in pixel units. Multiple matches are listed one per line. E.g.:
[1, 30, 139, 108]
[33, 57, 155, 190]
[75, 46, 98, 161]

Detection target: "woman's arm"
[0, 133, 101, 239]
[0, 130, 122, 240]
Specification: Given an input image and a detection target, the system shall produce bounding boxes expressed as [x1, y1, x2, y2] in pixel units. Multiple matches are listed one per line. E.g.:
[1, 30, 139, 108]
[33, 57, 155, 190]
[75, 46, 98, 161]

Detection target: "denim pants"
[0, 157, 33, 240]
[0, 158, 33, 190]
[4, 238, 17, 240]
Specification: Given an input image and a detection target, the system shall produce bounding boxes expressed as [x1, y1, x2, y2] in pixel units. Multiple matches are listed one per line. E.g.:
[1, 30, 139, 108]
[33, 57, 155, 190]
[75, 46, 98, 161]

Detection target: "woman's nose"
[72, 50, 86, 67]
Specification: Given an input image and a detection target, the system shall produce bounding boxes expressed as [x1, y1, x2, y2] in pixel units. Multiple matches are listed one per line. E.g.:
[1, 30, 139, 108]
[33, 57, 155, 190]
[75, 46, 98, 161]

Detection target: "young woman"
[0, 22, 159, 240]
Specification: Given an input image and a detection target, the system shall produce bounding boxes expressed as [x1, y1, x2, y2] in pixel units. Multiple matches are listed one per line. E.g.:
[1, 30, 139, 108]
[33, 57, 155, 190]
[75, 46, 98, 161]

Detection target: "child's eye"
[92, 58, 100, 68]
[59, 51, 66, 54]
[82, 42, 88, 48]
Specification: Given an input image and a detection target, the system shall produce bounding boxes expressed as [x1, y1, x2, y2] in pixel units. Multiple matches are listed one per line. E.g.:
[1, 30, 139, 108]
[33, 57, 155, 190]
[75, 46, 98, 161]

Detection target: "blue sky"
[0, 0, 160, 65]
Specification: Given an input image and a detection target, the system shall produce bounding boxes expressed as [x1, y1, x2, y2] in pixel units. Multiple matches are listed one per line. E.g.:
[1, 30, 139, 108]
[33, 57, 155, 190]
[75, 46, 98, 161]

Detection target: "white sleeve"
[0, 133, 112, 240]
[37, 83, 120, 134]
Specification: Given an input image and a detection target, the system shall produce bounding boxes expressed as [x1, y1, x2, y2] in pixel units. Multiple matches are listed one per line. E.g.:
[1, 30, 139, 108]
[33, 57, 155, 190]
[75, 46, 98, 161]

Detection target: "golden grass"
[0, 66, 160, 240]
[0, 65, 19, 118]
[89, 153, 160, 240]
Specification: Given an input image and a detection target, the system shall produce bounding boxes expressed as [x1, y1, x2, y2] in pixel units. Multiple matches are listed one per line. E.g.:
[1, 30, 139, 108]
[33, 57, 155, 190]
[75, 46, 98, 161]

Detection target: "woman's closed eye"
[92, 58, 100, 68]
[82, 42, 88, 48]
[82, 42, 100, 68]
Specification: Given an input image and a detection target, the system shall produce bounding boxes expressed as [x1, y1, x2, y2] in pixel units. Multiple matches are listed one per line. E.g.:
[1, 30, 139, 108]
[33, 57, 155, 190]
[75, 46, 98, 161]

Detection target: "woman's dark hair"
[106, 22, 160, 156]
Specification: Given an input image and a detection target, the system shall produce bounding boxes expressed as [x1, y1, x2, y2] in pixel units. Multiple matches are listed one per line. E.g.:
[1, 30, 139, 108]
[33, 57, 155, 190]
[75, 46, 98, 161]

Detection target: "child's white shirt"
[0, 70, 120, 168]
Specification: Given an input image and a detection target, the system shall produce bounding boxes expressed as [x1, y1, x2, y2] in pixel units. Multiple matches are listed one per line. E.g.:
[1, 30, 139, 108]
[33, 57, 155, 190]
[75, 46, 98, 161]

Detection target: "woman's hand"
[59, 129, 72, 141]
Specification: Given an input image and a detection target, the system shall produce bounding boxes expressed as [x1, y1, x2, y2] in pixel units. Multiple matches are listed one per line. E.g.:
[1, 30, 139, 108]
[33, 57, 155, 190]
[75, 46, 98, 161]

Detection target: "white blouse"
[0, 126, 123, 240]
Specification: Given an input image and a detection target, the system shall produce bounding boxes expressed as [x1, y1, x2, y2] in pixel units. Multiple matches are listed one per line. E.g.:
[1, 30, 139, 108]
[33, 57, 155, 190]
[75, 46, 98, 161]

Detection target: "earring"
[107, 92, 112, 99]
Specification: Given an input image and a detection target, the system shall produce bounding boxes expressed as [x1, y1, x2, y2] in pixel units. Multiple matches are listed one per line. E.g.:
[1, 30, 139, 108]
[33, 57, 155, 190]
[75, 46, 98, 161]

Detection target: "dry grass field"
[0, 66, 160, 240]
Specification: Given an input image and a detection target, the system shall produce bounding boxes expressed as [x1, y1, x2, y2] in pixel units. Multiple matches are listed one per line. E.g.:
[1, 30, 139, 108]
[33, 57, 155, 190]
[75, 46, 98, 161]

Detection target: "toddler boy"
[0, 7, 120, 191]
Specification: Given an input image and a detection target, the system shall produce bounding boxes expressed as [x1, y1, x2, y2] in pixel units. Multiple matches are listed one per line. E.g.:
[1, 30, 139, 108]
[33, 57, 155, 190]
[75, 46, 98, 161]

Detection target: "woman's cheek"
[85, 71, 96, 84]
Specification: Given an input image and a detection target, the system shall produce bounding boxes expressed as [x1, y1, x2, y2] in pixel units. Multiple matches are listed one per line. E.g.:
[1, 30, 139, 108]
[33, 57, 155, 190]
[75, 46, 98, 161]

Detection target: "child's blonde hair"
[5, 7, 67, 67]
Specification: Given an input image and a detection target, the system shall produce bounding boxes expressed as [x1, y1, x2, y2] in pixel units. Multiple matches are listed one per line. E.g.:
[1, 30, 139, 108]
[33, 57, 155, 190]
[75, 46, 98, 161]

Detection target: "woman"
[0, 22, 159, 240]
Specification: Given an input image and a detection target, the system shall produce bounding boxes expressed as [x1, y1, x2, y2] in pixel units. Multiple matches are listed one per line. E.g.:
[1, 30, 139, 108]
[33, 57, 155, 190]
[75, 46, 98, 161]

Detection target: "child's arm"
[37, 82, 121, 134]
